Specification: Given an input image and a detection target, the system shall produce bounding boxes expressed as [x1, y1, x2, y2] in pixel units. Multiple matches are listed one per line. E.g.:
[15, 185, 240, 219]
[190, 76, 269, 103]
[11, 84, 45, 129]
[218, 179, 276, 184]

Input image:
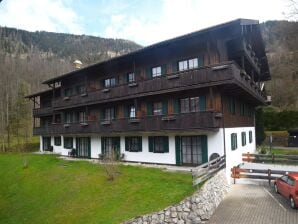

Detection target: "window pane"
[153, 102, 162, 115]
[190, 97, 199, 112]
[130, 106, 136, 118]
[128, 73, 135, 83]
[110, 78, 116, 87]
[180, 98, 189, 113]
[189, 58, 198, 69]
[105, 79, 110, 87]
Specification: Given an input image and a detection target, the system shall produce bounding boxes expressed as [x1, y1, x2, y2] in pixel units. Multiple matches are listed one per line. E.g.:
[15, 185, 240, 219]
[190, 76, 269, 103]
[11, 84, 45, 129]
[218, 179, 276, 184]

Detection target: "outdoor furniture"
[68, 148, 77, 157]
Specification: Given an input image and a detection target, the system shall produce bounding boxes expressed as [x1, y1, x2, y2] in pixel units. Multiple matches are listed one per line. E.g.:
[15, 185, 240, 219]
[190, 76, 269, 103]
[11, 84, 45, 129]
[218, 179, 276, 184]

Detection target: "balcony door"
[76, 137, 91, 158]
[179, 136, 208, 166]
[101, 137, 120, 159]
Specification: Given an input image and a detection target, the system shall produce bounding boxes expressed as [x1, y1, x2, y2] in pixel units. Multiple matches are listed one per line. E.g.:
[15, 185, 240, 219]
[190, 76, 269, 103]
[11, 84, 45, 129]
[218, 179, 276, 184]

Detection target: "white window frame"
[152, 66, 162, 77]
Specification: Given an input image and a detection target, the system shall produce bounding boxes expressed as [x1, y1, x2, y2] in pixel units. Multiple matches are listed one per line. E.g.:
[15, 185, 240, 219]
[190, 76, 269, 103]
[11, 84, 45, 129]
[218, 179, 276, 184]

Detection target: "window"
[54, 136, 61, 146]
[64, 112, 73, 123]
[178, 60, 188, 71]
[228, 97, 236, 114]
[125, 137, 142, 152]
[64, 88, 72, 97]
[104, 78, 116, 88]
[241, 132, 246, 146]
[78, 111, 86, 123]
[54, 114, 61, 123]
[64, 137, 73, 149]
[178, 58, 199, 71]
[76, 85, 86, 94]
[127, 73, 135, 83]
[281, 175, 288, 183]
[249, 131, 253, 143]
[129, 105, 136, 118]
[148, 136, 169, 153]
[104, 107, 115, 121]
[231, 133, 237, 151]
[287, 177, 295, 186]
[180, 96, 204, 113]
[152, 66, 162, 77]
[153, 102, 162, 115]
[190, 97, 200, 112]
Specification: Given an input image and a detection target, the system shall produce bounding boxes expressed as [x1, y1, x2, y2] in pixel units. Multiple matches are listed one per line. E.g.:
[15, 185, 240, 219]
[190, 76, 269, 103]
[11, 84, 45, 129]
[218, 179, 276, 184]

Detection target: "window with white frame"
[152, 66, 162, 77]
[127, 73, 135, 83]
[231, 133, 238, 151]
[129, 105, 136, 118]
[178, 58, 199, 71]
[104, 77, 116, 88]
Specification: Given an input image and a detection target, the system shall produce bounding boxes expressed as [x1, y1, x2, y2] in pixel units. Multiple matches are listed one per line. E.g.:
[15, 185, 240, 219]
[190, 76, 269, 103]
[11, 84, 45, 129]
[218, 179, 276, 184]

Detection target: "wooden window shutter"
[125, 137, 129, 151]
[173, 98, 180, 114]
[199, 96, 206, 111]
[172, 61, 178, 73]
[138, 137, 142, 152]
[147, 102, 153, 116]
[148, 136, 154, 152]
[162, 100, 168, 115]
[175, 136, 181, 165]
[201, 135, 208, 163]
[161, 65, 167, 75]
[163, 136, 169, 153]
[198, 56, 204, 67]
[124, 105, 129, 118]
[100, 109, 105, 121]
[146, 67, 152, 78]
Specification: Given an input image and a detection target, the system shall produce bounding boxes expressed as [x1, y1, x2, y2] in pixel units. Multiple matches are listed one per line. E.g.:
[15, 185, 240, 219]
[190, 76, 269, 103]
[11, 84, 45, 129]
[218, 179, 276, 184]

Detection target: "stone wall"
[123, 168, 230, 224]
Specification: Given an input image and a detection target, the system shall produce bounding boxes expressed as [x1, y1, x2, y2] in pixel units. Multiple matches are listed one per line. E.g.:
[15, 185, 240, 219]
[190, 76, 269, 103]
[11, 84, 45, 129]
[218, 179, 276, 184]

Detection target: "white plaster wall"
[39, 136, 43, 152]
[91, 136, 101, 158]
[51, 136, 64, 155]
[122, 134, 176, 164]
[224, 126, 256, 184]
[207, 129, 225, 160]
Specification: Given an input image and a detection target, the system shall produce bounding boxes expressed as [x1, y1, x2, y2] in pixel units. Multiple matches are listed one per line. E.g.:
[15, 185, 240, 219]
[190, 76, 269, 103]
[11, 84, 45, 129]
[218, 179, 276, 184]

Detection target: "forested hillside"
[0, 26, 141, 150]
[0, 20, 297, 150]
[261, 20, 298, 110]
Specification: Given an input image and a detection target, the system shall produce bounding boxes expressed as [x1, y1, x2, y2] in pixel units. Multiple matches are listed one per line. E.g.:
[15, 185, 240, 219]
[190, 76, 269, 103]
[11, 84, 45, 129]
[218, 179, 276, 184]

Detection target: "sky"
[0, 0, 293, 46]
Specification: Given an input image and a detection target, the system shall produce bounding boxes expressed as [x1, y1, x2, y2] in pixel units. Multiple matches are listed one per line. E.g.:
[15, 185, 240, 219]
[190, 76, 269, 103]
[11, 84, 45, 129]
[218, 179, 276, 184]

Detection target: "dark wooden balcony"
[33, 111, 221, 135]
[51, 61, 266, 110]
[33, 107, 53, 116]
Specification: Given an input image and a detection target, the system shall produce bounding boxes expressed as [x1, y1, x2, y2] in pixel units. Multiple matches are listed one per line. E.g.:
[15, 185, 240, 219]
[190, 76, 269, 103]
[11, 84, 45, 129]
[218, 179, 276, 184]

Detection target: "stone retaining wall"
[123, 168, 230, 224]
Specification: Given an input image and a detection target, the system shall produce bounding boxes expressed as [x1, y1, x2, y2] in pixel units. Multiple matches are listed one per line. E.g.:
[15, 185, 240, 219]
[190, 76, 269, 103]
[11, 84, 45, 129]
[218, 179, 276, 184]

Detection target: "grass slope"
[0, 154, 194, 224]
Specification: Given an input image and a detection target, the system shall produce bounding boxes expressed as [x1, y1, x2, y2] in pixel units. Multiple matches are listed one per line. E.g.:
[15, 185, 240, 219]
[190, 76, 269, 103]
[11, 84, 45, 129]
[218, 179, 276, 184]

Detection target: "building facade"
[27, 19, 270, 169]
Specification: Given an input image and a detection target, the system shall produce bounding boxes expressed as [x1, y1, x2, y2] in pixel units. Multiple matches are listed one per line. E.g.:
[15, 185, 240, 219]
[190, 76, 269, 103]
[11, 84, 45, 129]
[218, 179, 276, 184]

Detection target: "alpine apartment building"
[26, 19, 270, 169]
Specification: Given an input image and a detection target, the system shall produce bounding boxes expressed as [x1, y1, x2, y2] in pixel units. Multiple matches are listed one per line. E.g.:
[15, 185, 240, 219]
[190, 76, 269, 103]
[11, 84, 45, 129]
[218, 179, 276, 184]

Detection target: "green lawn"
[272, 148, 298, 155]
[0, 154, 194, 224]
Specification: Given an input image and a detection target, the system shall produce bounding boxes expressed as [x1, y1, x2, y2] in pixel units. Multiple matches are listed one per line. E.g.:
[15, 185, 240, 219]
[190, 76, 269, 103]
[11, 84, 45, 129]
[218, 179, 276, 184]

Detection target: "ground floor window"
[54, 136, 61, 146]
[249, 131, 253, 143]
[231, 133, 237, 151]
[64, 137, 73, 149]
[42, 136, 51, 151]
[148, 136, 169, 153]
[125, 137, 142, 152]
[241, 132, 246, 146]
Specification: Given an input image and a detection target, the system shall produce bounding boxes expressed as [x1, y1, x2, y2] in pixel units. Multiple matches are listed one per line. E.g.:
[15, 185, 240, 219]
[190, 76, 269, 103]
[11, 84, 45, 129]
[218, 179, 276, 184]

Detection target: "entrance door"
[101, 137, 120, 159]
[181, 136, 203, 166]
[76, 137, 91, 158]
[42, 137, 51, 151]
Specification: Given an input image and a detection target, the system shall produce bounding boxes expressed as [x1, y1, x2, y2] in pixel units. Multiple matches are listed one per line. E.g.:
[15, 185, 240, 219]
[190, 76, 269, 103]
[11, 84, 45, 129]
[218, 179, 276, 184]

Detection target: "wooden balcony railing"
[50, 61, 266, 110]
[33, 107, 53, 116]
[33, 111, 221, 135]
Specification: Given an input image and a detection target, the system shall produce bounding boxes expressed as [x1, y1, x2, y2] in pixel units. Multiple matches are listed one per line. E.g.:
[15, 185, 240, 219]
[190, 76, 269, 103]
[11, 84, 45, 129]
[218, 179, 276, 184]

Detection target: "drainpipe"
[221, 94, 226, 156]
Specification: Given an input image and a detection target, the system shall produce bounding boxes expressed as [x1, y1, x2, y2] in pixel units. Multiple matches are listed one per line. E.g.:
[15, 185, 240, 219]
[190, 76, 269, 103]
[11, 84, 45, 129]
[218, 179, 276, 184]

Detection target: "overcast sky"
[0, 0, 292, 46]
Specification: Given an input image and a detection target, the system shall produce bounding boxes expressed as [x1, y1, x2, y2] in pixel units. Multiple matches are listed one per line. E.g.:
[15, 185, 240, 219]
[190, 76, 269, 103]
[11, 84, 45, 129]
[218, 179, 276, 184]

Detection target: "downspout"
[221, 94, 226, 156]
